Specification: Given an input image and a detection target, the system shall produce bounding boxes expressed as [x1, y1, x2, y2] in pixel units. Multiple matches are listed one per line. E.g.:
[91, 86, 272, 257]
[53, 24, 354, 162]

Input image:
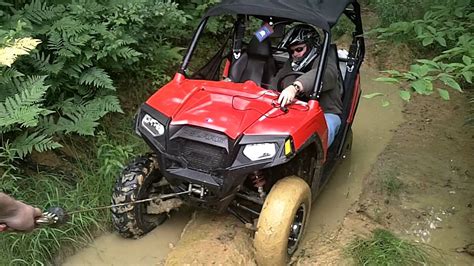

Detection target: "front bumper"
[136, 104, 292, 211]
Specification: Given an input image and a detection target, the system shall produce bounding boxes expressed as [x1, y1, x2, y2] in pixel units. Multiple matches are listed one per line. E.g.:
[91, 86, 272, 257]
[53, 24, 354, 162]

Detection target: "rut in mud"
[63, 64, 405, 265]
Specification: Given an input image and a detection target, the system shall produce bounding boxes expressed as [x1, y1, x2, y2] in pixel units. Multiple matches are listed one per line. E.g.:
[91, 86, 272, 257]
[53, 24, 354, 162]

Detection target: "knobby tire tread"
[111, 154, 166, 239]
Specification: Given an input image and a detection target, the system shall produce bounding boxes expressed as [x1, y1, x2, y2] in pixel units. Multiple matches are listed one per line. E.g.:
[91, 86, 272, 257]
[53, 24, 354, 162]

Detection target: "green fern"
[10, 131, 62, 158]
[50, 17, 89, 37]
[47, 95, 122, 136]
[111, 47, 141, 61]
[21, 0, 58, 25]
[0, 76, 52, 130]
[31, 52, 65, 75]
[78, 67, 115, 90]
[0, 68, 25, 100]
[0, 68, 24, 84]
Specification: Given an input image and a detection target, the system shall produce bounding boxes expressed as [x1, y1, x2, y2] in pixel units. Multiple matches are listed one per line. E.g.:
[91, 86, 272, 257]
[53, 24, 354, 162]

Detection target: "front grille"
[169, 138, 228, 173]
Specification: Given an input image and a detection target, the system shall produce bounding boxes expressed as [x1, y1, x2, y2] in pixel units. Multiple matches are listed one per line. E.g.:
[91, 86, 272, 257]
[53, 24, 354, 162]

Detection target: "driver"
[270, 25, 343, 147]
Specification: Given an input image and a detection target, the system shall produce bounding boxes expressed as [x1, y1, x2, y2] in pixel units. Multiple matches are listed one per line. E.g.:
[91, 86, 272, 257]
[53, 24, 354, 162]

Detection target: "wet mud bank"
[296, 92, 474, 265]
[354, 92, 473, 264]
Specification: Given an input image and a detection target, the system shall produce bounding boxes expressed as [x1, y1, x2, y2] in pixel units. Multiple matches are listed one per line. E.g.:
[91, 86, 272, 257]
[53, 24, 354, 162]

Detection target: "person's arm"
[278, 56, 340, 107]
[0, 193, 41, 232]
[277, 67, 314, 107]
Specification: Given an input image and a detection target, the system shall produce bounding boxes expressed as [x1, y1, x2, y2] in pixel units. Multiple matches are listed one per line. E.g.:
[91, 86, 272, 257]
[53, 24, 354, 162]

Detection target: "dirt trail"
[62, 65, 404, 265]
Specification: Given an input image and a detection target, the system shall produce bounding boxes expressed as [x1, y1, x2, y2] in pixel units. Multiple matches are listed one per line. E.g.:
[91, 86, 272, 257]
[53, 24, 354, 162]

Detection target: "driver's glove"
[278, 84, 300, 107]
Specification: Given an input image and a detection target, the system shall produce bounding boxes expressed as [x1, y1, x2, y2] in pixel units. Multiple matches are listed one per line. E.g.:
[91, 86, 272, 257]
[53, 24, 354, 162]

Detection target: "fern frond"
[47, 32, 63, 52]
[10, 132, 62, 158]
[56, 114, 99, 136]
[0, 37, 41, 67]
[13, 76, 50, 104]
[51, 17, 89, 36]
[61, 58, 92, 79]
[84, 95, 123, 114]
[78, 67, 115, 90]
[0, 67, 24, 84]
[31, 52, 51, 73]
[21, 0, 58, 25]
[0, 76, 52, 128]
[53, 95, 122, 136]
[113, 47, 141, 60]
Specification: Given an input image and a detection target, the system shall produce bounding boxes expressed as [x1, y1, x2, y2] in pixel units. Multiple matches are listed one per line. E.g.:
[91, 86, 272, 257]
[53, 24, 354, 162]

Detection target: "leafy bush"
[363, 0, 444, 27]
[0, 133, 136, 265]
[0, 0, 192, 185]
[371, 0, 473, 123]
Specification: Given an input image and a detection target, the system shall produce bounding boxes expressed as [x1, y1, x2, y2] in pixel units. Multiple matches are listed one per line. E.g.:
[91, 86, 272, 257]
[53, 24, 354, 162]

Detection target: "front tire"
[254, 176, 311, 266]
[111, 154, 168, 238]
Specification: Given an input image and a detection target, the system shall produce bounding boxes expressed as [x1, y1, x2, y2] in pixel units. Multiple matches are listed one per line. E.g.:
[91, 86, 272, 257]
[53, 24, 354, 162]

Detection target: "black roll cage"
[179, 1, 365, 102]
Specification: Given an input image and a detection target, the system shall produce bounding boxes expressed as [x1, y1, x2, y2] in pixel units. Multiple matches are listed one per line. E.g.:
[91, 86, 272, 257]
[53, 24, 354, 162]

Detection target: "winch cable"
[66, 190, 191, 215]
[26, 190, 192, 227]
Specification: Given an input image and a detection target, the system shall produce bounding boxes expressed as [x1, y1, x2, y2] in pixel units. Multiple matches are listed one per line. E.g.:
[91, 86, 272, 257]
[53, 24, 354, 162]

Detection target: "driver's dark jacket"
[270, 50, 343, 115]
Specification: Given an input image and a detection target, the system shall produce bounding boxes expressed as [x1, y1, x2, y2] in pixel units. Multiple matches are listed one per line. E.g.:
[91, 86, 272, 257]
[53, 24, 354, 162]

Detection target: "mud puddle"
[304, 65, 404, 238]
[63, 211, 192, 266]
[62, 65, 404, 265]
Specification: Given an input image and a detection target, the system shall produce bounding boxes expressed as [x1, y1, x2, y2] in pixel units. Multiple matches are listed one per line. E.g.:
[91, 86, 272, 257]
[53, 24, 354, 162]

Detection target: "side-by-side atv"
[111, 0, 364, 264]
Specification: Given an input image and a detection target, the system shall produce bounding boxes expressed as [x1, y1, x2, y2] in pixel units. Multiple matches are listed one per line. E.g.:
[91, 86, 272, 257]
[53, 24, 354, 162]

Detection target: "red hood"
[145, 74, 327, 149]
[146, 75, 277, 139]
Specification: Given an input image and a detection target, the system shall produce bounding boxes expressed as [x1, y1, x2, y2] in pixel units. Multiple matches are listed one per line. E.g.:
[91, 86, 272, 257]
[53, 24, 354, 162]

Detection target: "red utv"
[111, 0, 364, 264]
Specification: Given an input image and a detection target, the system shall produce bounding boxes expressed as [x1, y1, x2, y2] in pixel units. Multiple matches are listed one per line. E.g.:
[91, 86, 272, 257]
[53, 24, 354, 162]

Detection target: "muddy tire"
[254, 176, 311, 266]
[111, 154, 168, 238]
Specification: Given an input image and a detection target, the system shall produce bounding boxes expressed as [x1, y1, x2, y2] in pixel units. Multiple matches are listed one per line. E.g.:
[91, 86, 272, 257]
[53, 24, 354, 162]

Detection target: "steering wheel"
[276, 71, 305, 92]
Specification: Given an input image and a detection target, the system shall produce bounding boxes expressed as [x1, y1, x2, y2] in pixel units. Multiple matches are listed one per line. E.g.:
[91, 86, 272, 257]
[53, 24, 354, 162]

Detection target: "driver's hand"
[278, 84, 298, 107]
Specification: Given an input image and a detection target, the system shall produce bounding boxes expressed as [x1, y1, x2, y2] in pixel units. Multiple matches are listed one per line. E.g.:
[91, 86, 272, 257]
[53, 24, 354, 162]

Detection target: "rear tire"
[111, 154, 168, 238]
[254, 176, 311, 266]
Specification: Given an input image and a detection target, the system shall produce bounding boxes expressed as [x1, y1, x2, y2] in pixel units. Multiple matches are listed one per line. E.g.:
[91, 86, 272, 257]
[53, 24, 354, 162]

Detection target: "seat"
[228, 37, 276, 88]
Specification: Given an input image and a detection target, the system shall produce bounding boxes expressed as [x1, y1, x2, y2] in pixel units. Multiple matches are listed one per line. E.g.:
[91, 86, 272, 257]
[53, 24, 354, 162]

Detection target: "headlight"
[243, 143, 277, 161]
[141, 114, 165, 137]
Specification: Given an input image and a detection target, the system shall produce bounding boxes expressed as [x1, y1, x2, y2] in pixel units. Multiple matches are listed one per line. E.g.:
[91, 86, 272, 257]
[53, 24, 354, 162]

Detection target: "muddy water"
[305, 65, 404, 238]
[63, 211, 192, 265]
[62, 65, 404, 265]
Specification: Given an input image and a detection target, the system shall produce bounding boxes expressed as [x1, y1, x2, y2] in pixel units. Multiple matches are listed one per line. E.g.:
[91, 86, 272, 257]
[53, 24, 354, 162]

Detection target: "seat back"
[229, 37, 276, 88]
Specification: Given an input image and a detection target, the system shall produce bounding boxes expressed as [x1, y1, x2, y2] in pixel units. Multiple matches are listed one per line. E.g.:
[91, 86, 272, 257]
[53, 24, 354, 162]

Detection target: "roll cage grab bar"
[179, 1, 365, 101]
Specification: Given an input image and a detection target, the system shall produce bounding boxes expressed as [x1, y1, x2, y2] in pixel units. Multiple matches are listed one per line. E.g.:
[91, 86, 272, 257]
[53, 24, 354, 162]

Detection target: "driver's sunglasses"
[289, 47, 305, 54]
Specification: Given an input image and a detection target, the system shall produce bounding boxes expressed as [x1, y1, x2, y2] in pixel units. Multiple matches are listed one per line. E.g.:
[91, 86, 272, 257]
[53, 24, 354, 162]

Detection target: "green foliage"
[332, 15, 353, 40]
[381, 175, 403, 196]
[177, 0, 225, 34]
[0, 133, 136, 265]
[0, 75, 51, 130]
[0, 0, 192, 177]
[347, 229, 432, 265]
[364, 0, 444, 27]
[372, 0, 473, 125]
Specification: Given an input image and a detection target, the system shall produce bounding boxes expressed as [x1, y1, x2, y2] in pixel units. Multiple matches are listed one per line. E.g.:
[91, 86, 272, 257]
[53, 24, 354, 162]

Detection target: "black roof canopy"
[205, 0, 355, 31]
